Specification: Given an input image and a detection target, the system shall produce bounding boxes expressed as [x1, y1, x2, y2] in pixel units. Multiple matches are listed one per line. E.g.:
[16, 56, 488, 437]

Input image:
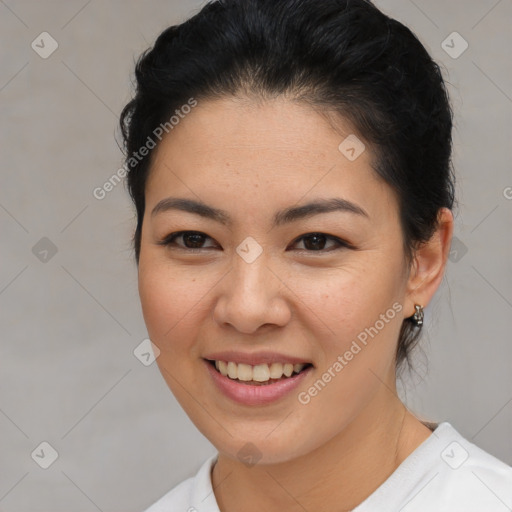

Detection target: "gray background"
[0, 0, 511, 510]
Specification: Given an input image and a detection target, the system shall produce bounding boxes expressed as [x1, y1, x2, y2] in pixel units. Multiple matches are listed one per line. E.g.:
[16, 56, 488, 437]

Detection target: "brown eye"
[158, 231, 218, 250]
[181, 232, 208, 248]
[290, 233, 349, 252]
[302, 233, 328, 250]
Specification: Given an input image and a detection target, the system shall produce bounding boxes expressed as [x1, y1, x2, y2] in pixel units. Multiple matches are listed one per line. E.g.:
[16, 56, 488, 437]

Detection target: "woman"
[120, 0, 512, 510]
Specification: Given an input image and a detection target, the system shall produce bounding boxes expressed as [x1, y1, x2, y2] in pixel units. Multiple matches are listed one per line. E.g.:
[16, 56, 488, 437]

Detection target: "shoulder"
[142, 454, 219, 512]
[356, 422, 512, 512]
[143, 476, 194, 512]
[427, 424, 512, 510]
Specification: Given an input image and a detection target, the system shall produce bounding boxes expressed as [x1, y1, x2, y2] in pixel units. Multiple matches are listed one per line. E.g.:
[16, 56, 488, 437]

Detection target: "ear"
[404, 207, 454, 318]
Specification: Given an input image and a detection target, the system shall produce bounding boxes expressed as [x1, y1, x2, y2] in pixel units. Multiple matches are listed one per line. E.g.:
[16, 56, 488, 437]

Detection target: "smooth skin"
[138, 96, 454, 512]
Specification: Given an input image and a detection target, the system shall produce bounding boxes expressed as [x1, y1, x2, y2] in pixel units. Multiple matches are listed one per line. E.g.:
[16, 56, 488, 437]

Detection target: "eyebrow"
[151, 196, 369, 227]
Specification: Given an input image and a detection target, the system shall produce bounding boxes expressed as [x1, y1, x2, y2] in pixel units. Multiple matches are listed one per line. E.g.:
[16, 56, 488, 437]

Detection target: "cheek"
[291, 260, 405, 395]
[291, 270, 403, 430]
[137, 260, 204, 349]
[137, 260, 208, 404]
[294, 259, 403, 336]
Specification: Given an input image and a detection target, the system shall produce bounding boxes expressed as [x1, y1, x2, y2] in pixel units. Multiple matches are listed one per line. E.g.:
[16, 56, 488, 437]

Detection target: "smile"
[204, 359, 313, 405]
[210, 360, 310, 384]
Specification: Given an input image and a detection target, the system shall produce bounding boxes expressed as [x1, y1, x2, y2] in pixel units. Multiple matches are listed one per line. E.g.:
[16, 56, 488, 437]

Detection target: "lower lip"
[205, 360, 312, 406]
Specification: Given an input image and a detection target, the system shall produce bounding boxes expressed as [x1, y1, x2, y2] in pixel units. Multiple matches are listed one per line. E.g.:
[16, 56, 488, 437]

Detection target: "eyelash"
[157, 231, 353, 253]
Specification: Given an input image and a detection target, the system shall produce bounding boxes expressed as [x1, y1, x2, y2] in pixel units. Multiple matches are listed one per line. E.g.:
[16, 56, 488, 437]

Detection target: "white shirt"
[143, 422, 512, 512]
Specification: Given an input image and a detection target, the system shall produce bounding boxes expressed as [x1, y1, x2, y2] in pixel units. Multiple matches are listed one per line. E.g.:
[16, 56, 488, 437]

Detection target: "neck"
[212, 385, 433, 512]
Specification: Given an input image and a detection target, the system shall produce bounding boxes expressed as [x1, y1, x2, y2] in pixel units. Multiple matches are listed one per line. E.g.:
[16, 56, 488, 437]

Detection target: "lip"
[204, 359, 313, 406]
[203, 350, 312, 366]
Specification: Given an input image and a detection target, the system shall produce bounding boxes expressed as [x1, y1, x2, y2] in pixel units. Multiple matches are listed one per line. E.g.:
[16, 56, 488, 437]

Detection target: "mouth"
[205, 359, 313, 386]
[203, 357, 314, 405]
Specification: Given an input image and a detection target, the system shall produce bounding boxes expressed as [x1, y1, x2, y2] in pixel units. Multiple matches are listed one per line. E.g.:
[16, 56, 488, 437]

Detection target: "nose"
[212, 252, 291, 334]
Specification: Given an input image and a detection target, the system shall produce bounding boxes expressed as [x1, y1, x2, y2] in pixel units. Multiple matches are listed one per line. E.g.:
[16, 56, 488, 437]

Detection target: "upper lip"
[203, 351, 312, 366]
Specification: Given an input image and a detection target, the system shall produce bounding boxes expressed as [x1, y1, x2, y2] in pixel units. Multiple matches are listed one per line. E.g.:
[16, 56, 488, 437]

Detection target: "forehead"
[146, 96, 397, 221]
[153, 96, 360, 163]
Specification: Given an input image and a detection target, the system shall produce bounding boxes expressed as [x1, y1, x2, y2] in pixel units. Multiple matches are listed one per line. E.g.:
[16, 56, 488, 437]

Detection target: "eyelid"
[157, 231, 219, 250]
[289, 233, 352, 252]
[158, 231, 353, 252]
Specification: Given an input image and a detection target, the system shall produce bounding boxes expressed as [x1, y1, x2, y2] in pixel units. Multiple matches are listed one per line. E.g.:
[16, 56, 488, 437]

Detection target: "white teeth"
[212, 360, 308, 382]
[283, 363, 294, 377]
[227, 361, 238, 379]
[269, 362, 284, 379]
[237, 363, 253, 381]
[252, 364, 270, 382]
[218, 360, 228, 376]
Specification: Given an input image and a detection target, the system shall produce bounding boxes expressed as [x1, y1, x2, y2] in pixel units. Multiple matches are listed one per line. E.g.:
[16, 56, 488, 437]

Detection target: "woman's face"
[138, 97, 414, 464]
